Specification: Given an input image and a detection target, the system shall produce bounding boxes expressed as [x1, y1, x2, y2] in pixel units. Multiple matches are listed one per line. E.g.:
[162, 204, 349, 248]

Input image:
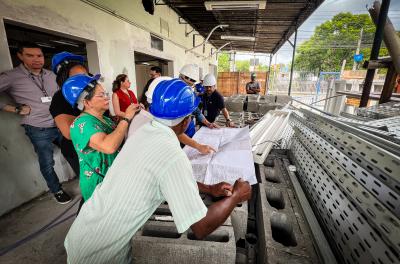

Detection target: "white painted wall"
[0, 0, 217, 215]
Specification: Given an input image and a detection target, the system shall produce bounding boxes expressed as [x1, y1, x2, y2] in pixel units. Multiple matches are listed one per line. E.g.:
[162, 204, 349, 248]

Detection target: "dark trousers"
[23, 125, 63, 193]
[60, 146, 80, 177]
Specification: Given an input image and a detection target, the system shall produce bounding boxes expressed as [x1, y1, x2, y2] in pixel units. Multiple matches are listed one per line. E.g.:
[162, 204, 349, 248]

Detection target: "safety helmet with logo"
[145, 76, 172, 104]
[203, 73, 217, 87]
[150, 78, 200, 126]
[62, 74, 101, 110]
[179, 64, 199, 83]
[51, 52, 85, 74]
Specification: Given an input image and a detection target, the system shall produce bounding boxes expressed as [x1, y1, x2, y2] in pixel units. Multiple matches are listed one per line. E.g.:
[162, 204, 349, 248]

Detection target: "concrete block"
[247, 94, 260, 101]
[260, 95, 276, 103]
[229, 111, 244, 118]
[275, 95, 292, 105]
[155, 197, 232, 226]
[247, 101, 259, 112]
[256, 159, 320, 264]
[200, 194, 247, 241]
[262, 167, 281, 184]
[230, 201, 248, 242]
[132, 221, 236, 264]
[258, 103, 278, 114]
[226, 100, 244, 112]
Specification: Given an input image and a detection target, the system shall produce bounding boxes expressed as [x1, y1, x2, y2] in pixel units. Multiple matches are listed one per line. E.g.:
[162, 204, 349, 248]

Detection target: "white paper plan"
[184, 126, 257, 185]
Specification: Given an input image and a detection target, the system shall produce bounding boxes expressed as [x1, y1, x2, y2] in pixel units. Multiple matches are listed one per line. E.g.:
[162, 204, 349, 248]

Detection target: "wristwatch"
[226, 118, 232, 122]
[15, 106, 22, 114]
[121, 117, 131, 124]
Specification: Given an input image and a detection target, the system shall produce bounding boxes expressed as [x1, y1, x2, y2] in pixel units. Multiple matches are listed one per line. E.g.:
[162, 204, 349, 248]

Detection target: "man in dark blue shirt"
[202, 74, 234, 127]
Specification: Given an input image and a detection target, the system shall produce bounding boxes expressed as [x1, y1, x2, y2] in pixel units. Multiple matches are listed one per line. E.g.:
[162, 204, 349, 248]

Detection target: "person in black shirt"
[202, 74, 234, 127]
[49, 52, 88, 177]
[140, 66, 162, 108]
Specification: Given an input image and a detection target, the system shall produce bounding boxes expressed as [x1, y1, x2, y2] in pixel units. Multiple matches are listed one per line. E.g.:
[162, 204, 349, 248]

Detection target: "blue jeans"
[23, 125, 63, 193]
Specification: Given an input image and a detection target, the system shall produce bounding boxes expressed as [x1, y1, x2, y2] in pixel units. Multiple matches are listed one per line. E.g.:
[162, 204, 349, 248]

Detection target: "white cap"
[203, 73, 216, 87]
[179, 64, 199, 82]
[146, 76, 172, 103]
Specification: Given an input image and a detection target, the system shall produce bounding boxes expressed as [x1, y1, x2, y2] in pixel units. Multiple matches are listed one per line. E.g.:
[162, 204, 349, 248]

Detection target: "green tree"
[295, 12, 389, 72]
[236, 60, 250, 72]
[218, 53, 230, 72]
[257, 64, 269, 71]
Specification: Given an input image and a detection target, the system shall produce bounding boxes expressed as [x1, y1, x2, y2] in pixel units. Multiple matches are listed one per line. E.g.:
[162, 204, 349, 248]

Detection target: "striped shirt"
[64, 120, 207, 264]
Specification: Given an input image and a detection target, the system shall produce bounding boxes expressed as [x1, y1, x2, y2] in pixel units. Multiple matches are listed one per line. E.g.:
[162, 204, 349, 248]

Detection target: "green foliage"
[218, 53, 230, 72]
[218, 53, 270, 72]
[255, 64, 269, 71]
[295, 12, 389, 72]
[235, 60, 250, 72]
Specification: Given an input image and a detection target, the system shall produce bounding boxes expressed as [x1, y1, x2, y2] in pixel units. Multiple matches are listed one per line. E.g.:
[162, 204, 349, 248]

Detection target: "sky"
[235, 0, 400, 65]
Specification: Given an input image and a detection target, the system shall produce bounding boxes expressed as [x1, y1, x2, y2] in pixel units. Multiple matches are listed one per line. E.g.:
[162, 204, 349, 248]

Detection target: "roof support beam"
[288, 28, 298, 96]
[185, 25, 195, 37]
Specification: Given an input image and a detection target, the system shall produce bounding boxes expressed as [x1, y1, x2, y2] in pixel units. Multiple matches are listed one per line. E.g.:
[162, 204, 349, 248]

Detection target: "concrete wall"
[0, 0, 217, 215]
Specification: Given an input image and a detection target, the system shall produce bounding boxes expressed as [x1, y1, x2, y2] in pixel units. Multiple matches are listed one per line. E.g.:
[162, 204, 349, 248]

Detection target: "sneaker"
[54, 189, 72, 204]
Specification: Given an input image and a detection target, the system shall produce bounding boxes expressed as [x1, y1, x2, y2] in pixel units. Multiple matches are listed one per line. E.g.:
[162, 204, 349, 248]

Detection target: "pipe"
[185, 24, 229, 53]
[360, 0, 391, 107]
[203, 42, 231, 60]
[267, 54, 273, 94]
[288, 28, 298, 96]
[369, 1, 400, 74]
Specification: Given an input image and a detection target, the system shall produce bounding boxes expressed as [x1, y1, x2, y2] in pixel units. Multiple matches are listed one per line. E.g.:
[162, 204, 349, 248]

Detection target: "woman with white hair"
[62, 74, 139, 201]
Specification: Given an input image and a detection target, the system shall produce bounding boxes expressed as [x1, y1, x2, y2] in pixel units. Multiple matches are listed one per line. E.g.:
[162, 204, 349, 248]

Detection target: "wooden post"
[237, 72, 240, 94]
[379, 64, 396, 103]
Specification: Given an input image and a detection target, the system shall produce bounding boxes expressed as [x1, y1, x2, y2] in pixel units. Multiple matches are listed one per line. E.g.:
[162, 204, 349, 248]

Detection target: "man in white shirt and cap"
[64, 78, 251, 264]
[129, 77, 234, 197]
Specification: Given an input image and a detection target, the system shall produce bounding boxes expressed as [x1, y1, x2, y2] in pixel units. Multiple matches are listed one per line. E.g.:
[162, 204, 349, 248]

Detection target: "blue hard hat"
[195, 83, 205, 94]
[62, 74, 101, 108]
[51, 52, 85, 73]
[150, 78, 200, 120]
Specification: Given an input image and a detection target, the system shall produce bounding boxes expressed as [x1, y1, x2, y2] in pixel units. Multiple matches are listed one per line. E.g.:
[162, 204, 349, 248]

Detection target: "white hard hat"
[146, 76, 172, 103]
[203, 73, 216, 87]
[179, 64, 199, 82]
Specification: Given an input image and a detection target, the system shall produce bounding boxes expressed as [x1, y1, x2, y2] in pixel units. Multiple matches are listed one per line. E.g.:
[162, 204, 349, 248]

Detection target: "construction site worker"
[178, 64, 218, 153]
[49, 51, 88, 177]
[111, 74, 139, 120]
[0, 42, 71, 204]
[202, 73, 234, 127]
[143, 77, 233, 197]
[246, 72, 261, 94]
[64, 78, 251, 264]
[62, 74, 139, 201]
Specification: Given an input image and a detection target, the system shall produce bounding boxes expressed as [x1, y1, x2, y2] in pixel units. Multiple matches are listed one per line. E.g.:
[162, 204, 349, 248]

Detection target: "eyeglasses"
[185, 76, 197, 83]
[93, 92, 109, 98]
